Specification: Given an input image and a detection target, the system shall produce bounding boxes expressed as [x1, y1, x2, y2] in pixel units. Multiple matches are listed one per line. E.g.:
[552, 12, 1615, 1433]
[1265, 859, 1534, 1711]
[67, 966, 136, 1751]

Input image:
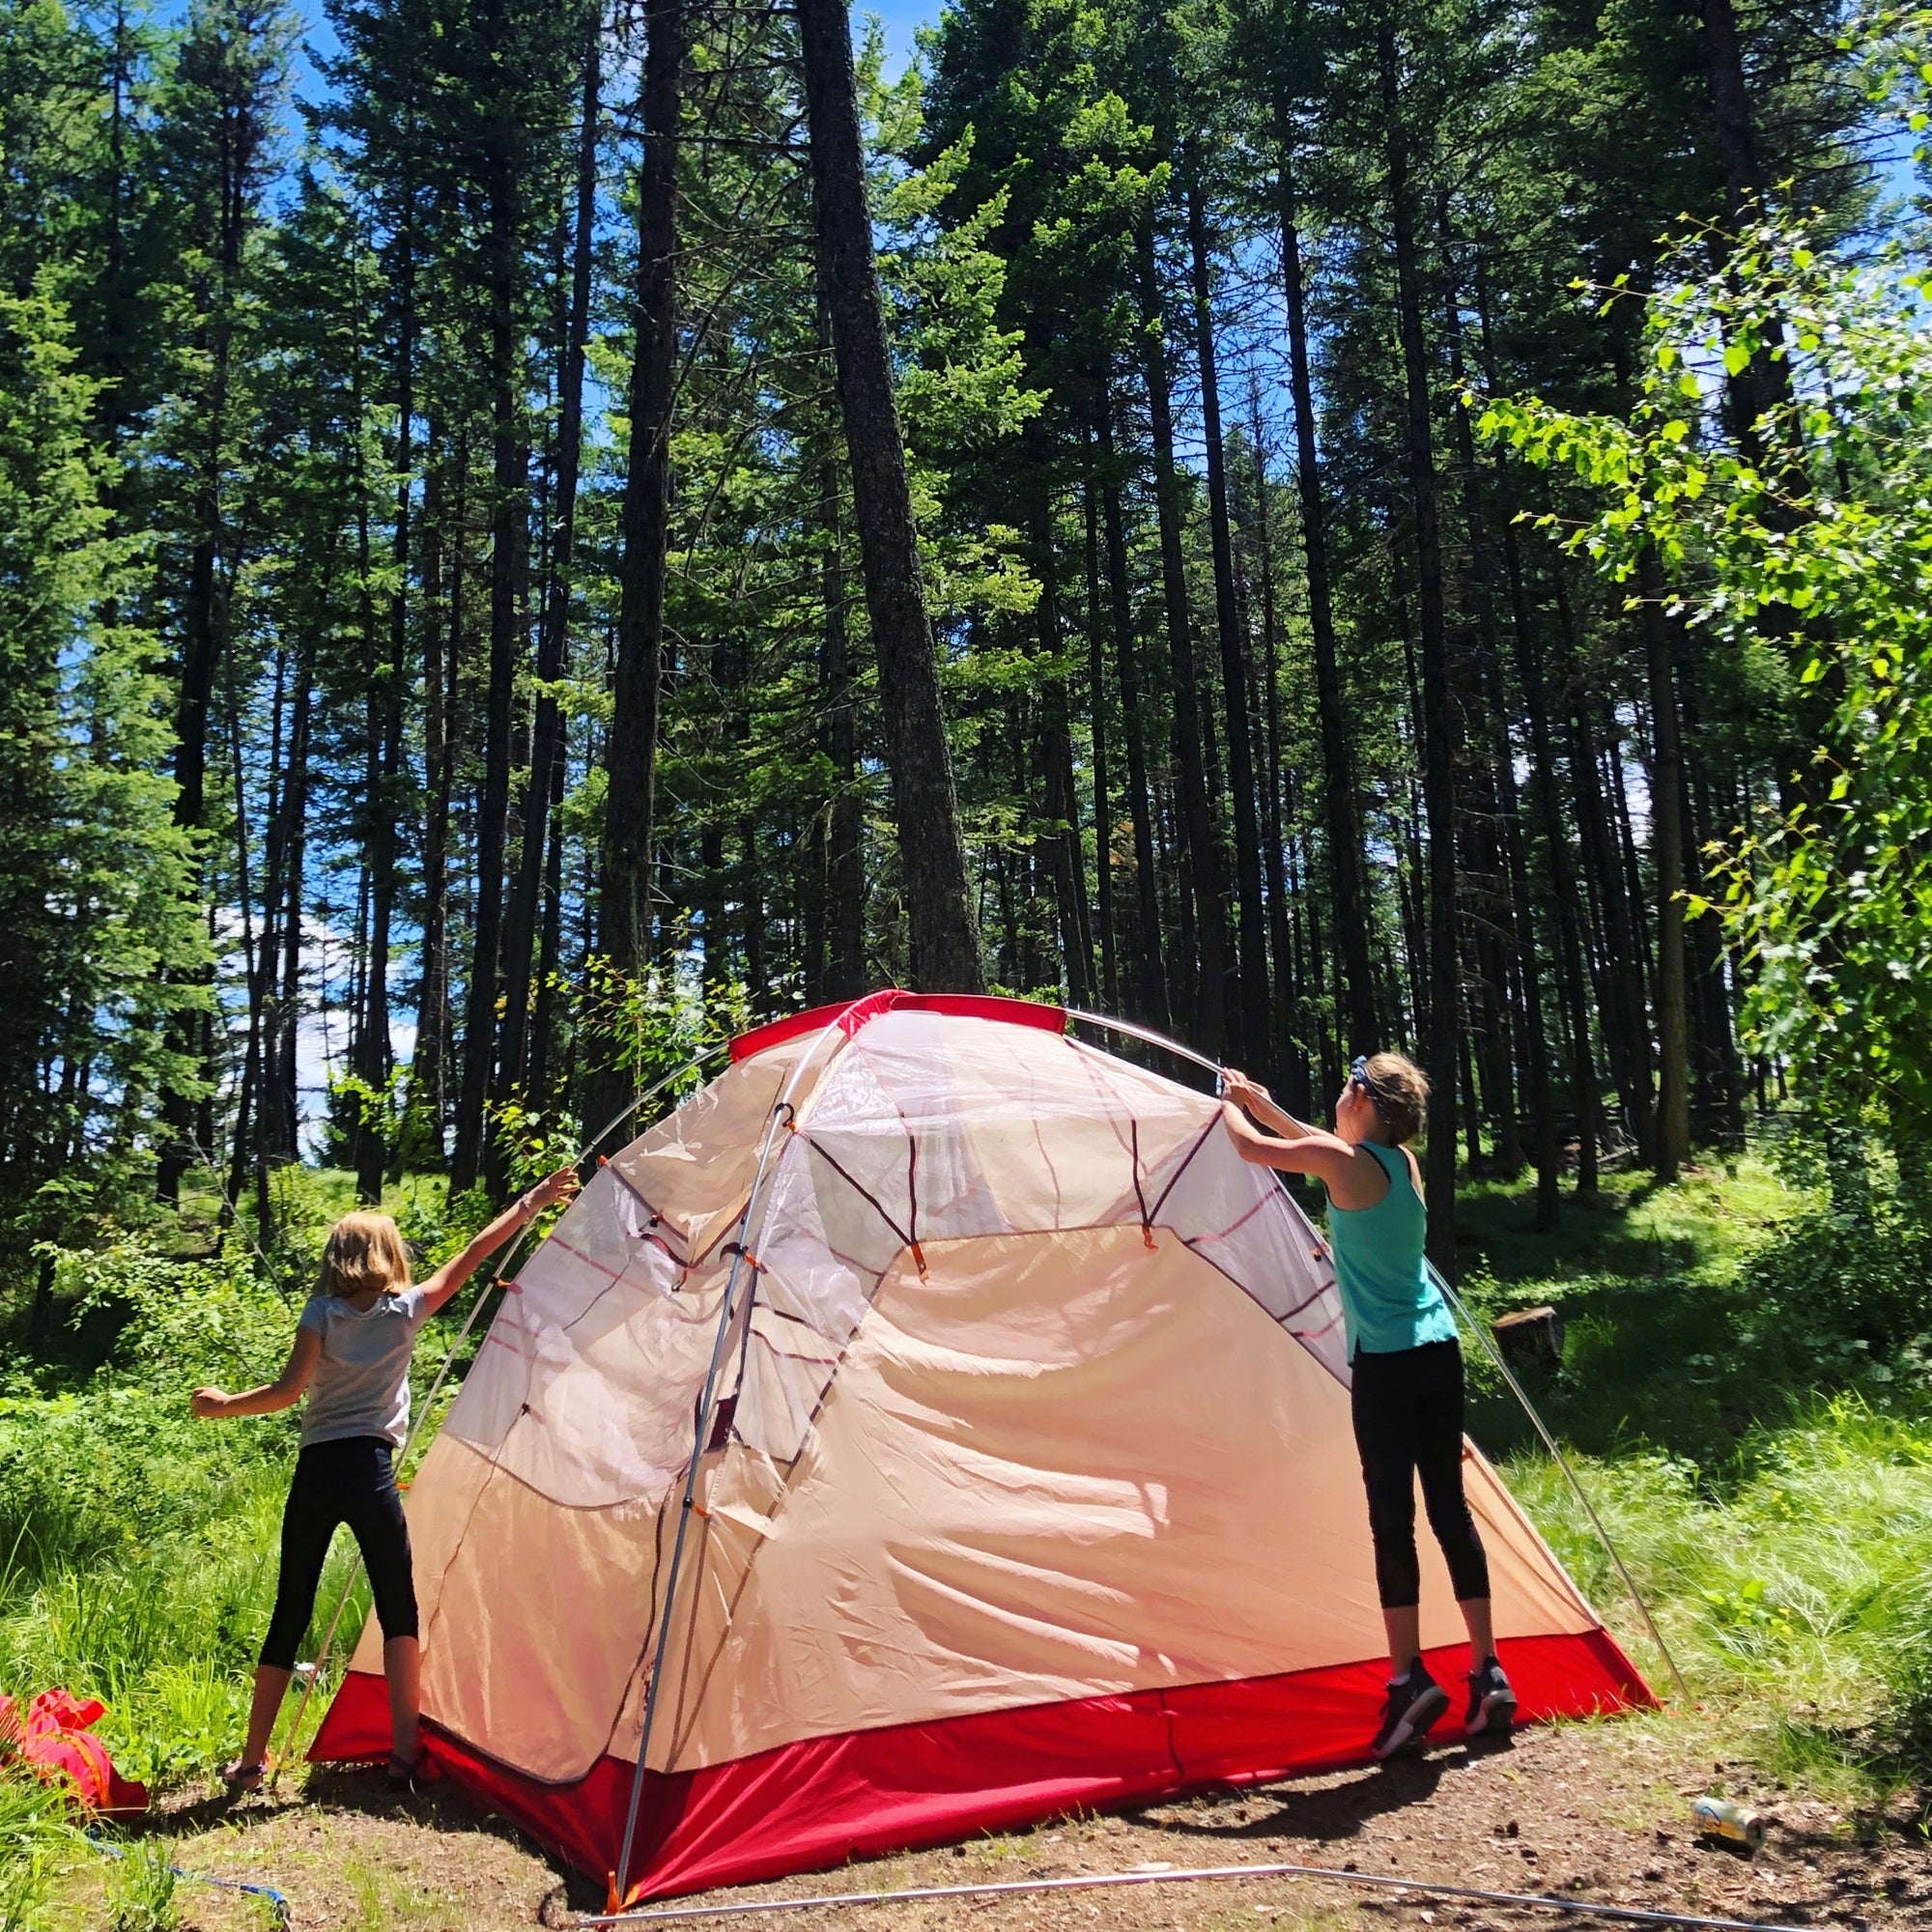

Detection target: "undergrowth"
[2, 1126, 1930, 1924]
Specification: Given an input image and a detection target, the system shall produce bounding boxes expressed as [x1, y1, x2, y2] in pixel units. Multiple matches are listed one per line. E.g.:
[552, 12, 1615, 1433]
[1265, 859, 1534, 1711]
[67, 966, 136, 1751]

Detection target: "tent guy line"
[581, 1856, 1812, 1932]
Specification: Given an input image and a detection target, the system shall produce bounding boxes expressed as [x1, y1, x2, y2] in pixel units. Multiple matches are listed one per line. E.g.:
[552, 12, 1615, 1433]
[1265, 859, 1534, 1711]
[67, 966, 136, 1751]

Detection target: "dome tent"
[309, 991, 1648, 1903]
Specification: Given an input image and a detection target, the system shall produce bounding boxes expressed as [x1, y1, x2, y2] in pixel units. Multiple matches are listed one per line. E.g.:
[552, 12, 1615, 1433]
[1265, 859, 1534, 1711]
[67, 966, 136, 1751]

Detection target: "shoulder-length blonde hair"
[319, 1212, 413, 1300]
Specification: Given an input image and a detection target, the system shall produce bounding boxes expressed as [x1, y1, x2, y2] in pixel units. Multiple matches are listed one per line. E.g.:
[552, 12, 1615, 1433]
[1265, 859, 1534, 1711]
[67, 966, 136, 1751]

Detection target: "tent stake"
[581, 1858, 1810, 1932]
[273, 1044, 729, 1775]
[1063, 1008, 1689, 1703]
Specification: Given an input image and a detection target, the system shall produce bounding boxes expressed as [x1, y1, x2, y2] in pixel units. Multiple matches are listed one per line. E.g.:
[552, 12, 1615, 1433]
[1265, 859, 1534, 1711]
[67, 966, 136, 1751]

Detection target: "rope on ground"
[580, 1858, 1813, 1932]
[88, 1831, 292, 1929]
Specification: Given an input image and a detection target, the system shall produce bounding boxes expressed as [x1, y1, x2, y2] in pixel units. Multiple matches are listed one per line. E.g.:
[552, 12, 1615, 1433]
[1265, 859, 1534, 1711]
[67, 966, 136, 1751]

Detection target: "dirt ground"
[57, 1710, 1932, 1932]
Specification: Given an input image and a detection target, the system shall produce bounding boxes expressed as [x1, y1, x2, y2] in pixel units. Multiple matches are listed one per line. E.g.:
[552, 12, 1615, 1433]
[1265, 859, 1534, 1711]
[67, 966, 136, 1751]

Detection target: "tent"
[310, 991, 1649, 1901]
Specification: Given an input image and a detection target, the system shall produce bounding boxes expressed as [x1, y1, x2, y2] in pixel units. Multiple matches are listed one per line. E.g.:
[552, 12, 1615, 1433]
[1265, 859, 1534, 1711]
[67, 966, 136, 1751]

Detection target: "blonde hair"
[1361, 1052, 1430, 1146]
[319, 1212, 413, 1300]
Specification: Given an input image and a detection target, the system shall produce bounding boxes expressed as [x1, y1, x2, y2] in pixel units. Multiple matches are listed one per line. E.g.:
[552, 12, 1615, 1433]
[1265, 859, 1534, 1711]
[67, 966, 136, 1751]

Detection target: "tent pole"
[609, 1016, 856, 1910]
[1065, 1006, 1688, 1704]
[273, 1044, 728, 1776]
[1429, 1262, 1690, 1704]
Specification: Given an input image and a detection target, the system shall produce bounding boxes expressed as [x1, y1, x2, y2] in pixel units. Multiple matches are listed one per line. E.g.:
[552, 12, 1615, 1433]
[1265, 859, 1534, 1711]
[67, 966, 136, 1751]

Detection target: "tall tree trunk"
[452, 43, 524, 1197]
[588, 0, 687, 1139]
[1033, 493, 1093, 1007]
[355, 185, 415, 1205]
[1098, 397, 1168, 1028]
[499, 12, 599, 1123]
[159, 91, 253, 1202]
[528, 755, 568, 1108]
[1242, 399, 1305, 1108]
[1082, 466, 1119, 1011]
[409, 433, 460, 1165]
[1186, 181, 1267, 1066]
[1379, 20, 1460, 1273]
[1276, 124, 1378, 1056]
[1443, 224, 1556, 1221]
[274, 647, 312, 1164]
[818, 437, 866, 1000]
[1136, 214, 1224, 1053]
[1638, 547, 1690, 1179]
[798, 0, 982, 993]
[1474, 266, 1601, 1194]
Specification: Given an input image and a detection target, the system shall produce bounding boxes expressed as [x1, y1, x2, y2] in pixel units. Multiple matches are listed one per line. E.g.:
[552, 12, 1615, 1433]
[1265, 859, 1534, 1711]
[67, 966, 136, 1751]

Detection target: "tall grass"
[5, 1142, 1932, 1925]
[1507, 1401, 1932, 1789]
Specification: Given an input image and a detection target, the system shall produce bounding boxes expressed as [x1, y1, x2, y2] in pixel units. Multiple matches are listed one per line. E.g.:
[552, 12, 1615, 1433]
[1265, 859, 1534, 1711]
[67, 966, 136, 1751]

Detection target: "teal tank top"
[1325, 1142, 1457, 1360]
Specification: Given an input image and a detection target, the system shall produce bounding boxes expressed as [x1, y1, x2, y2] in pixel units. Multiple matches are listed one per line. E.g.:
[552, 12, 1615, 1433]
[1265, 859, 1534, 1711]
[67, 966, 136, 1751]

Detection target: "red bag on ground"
[0, 1688, 150, 1814]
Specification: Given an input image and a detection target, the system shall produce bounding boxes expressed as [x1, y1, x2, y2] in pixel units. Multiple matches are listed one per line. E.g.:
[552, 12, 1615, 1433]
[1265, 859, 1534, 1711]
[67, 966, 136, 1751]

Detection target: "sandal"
[222, 1758, 268, 1793]
[385, 1749, 438, 1785]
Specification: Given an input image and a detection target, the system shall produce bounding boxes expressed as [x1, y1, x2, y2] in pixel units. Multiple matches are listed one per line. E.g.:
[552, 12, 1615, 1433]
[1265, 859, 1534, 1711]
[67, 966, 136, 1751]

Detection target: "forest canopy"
[0, 0, 1925, 1295]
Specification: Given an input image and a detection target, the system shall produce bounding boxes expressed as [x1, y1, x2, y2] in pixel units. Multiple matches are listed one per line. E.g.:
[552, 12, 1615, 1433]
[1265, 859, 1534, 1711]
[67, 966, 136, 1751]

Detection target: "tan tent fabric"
[331, 1003, 1623, 1812]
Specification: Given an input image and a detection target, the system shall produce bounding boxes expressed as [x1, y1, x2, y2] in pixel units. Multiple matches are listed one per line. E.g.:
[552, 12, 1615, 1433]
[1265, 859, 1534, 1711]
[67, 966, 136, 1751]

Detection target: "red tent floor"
[309, 1630, 1650, 1901]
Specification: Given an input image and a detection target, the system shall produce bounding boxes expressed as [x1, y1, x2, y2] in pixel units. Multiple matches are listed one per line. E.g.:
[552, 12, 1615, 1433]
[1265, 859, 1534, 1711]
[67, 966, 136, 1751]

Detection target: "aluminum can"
[1692, 1796, 1765, 1850]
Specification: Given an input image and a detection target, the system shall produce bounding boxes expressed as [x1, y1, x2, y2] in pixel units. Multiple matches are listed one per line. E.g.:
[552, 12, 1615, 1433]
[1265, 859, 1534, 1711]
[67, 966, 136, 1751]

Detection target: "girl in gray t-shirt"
[191, 1166, 579, 1788]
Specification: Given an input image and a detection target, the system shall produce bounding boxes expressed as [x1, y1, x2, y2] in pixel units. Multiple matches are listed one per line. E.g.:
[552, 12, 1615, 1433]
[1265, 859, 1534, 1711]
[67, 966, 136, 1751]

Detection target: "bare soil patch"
[55, 1712, 1932, 1931]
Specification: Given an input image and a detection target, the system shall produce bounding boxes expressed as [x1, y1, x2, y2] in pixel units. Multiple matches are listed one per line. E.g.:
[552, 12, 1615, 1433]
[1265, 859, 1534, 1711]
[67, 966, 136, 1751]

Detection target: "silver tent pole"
[608, 1014, 857, 1909]
[273, 1043, 730, 1774]
[1063, 1007, 1688, 1704]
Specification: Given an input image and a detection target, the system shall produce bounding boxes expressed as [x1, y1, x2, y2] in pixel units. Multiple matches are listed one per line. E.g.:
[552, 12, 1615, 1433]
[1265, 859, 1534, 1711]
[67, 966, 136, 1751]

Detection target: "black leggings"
[260, 1436, 418, 1670]
[1350, 1339, 1491, 1611]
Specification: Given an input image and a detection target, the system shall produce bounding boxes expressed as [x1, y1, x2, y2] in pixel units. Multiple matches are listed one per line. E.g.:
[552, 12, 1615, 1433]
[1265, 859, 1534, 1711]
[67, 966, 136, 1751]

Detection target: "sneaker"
[1464, 1654, 1519, 1738]
[1370, 1664, 1450, 1760]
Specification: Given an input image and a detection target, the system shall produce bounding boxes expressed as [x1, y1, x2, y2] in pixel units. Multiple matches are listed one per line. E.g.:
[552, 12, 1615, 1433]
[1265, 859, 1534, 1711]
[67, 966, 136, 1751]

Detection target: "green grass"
[6, 1143, 1932, 1925]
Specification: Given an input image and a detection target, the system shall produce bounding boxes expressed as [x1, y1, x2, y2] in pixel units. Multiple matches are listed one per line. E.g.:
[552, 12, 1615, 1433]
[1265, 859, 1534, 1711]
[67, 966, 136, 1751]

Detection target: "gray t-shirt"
[297, 1288, 431, 1449]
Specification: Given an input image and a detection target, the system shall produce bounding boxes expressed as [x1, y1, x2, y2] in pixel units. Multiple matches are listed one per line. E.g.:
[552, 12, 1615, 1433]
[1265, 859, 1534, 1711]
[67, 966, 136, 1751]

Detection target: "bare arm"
[1220, 1068, 1321, 1142]
[1219, 1102, 1392, 1209]
[191, 1325, 322, 1420]
[416, 1164, 582, 1320]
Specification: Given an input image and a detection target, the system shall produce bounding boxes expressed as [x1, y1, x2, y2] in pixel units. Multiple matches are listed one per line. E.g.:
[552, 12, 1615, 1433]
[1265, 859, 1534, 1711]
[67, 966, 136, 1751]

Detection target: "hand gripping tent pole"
[1062, 1008, 1688, 1706]
[609, 1010, 861, 1913]
[271, 1043, 732, 1776]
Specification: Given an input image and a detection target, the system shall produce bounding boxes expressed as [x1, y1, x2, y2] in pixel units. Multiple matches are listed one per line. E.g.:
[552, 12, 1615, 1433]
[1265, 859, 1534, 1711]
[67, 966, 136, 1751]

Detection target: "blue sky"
[866, 1, 940, 77]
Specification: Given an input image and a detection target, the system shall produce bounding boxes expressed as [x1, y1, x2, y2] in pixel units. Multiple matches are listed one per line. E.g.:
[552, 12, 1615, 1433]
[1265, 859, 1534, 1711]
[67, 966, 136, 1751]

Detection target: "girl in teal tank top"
[1220, 1051, 1517, 1760]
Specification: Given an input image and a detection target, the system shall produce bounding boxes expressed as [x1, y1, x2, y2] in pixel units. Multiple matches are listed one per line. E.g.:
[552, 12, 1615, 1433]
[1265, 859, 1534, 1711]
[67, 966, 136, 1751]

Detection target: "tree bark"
[1443, 226, 1555, 1220]
[498, 9, 599, 1122]
[1136, 214, 1224, 1053]
[1082, 467, 1119, 1011]
[1032, 493, 1093, 1007]
[1379, 20, 1460, 1273]
[587, 0, 687, 1138]
[798, 0, 982, 993]
[1277, 118, 1378, 1057]
[1186, 182, 1268, 1066]
[355, 174, 415, 1205]
[1098, 398, 1169, 1029]
[1638, 546, 1690, 1179]
[817, 439, 867, 1001]
[452, 33, 524, 1196]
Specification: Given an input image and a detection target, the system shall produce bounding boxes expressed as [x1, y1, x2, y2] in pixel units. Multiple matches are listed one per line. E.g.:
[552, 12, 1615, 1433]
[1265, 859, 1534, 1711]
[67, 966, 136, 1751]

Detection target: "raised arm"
[416, 1164, 582, 1320]
[191, 1325, 322, 1420]
[1219, 1101, 1393, 1209]
[1221, 1068, 1321, 1143]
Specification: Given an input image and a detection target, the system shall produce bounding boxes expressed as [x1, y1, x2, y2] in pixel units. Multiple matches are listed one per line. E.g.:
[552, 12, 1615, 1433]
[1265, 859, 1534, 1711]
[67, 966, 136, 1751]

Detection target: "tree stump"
[1492, 1305, 1564, 1368]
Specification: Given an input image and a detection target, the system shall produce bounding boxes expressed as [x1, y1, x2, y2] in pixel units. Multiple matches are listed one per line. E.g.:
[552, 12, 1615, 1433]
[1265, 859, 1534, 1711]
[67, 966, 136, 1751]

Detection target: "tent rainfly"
[310, 992, 1650, 1902]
